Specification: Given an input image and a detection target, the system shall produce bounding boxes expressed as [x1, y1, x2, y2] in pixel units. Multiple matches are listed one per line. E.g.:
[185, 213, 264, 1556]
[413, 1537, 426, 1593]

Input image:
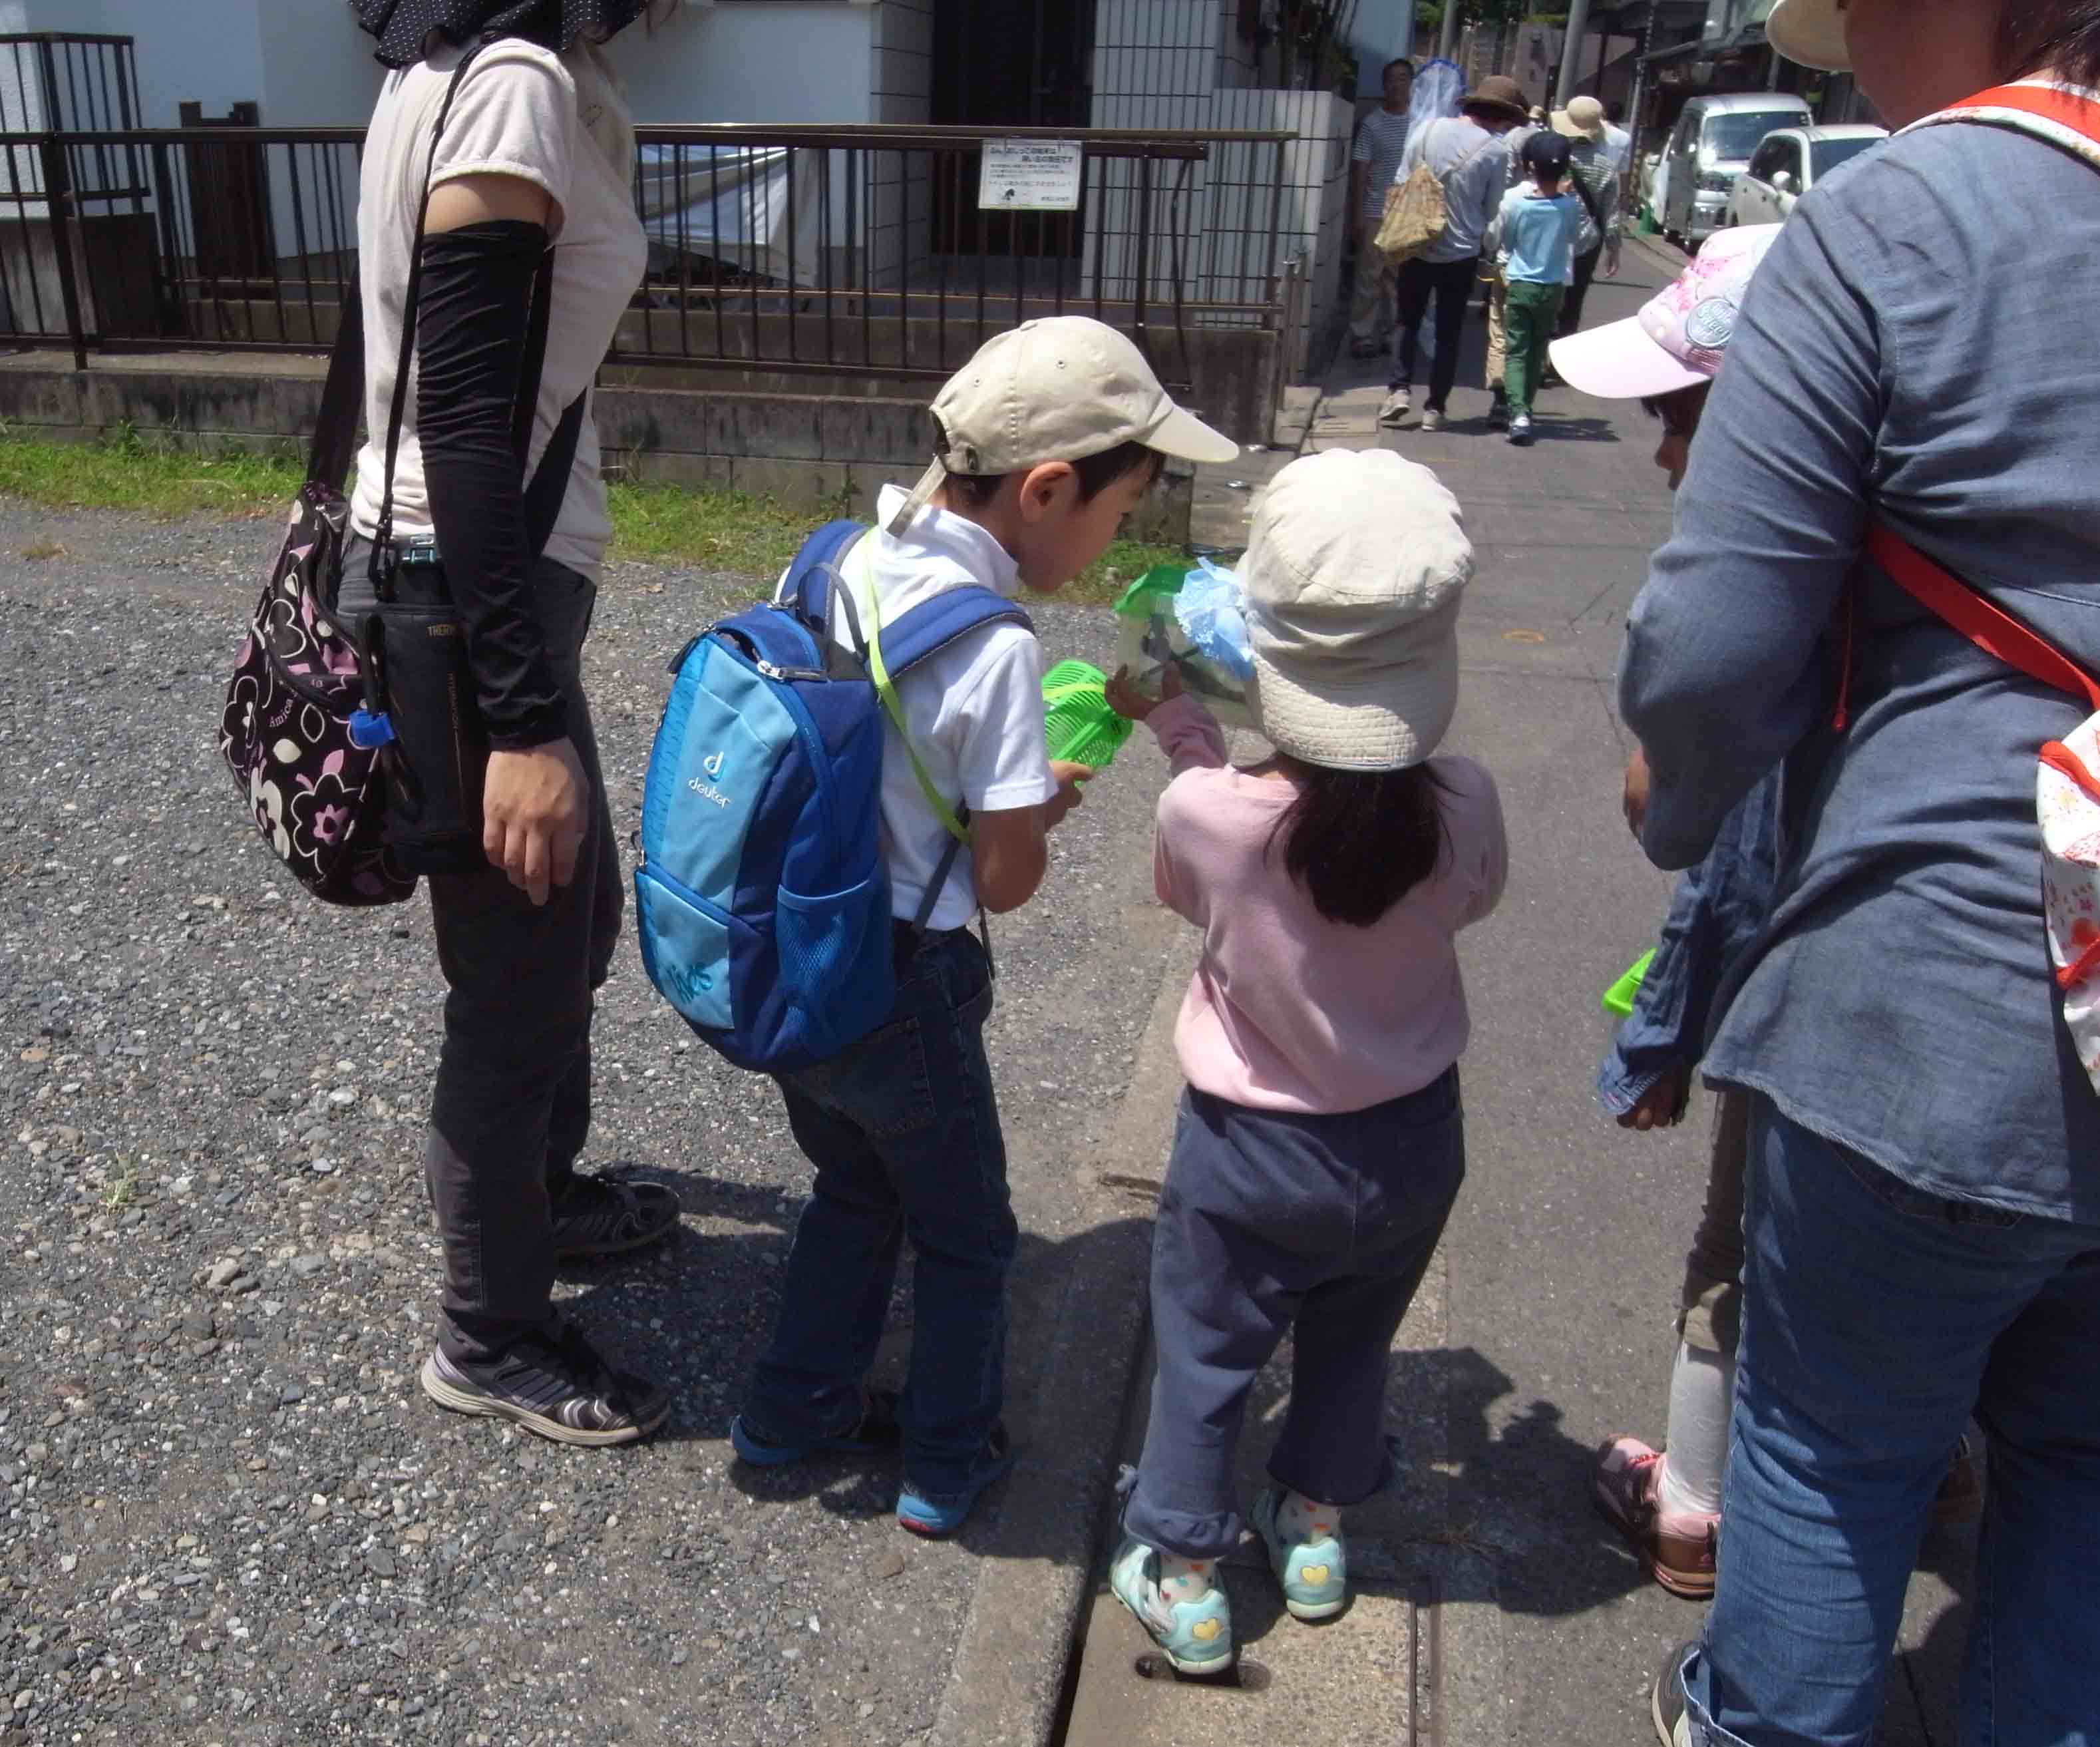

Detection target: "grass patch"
[0, 427, 1189, 596]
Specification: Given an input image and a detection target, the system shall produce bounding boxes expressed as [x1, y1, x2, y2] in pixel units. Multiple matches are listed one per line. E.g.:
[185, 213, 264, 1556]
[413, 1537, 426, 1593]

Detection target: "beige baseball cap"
[1244, 449, 1473, 772]
[1765, 0, 1850, 71]
[888, 315, 1237, 535]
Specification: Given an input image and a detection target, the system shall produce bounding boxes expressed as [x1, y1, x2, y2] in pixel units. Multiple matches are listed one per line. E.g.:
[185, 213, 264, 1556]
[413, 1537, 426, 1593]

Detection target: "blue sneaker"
[895, 1425, 1014, 1538]
[729, 1390, 900, 1467]
[1252, 1487, 1347, 1621]
[1107, 1535, 1234, 1676]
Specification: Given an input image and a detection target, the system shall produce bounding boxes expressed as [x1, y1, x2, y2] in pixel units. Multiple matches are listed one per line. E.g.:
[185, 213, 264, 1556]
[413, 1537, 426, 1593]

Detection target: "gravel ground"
[0, 504, 1178, 1746]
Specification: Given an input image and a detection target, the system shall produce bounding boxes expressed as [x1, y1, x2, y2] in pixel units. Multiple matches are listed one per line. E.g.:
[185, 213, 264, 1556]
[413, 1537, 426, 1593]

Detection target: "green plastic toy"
[1602, 949, 1656, 1018]
[1043, 660, 1134, 769]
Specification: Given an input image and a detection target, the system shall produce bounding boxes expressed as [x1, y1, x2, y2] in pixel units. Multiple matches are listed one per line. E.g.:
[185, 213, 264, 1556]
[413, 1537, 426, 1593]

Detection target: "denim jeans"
[340, 540, 623, 1364]
[1683, 1095, 2100, 1747]
[1125, 1072, 1465, 1560]
[745, 926, 1015, 1499]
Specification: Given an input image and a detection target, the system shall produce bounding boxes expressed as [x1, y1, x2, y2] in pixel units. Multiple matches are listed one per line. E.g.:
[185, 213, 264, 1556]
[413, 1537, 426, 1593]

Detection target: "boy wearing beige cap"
[731, 316, 1235, 1539]
[1102, 448, 1506, 1674]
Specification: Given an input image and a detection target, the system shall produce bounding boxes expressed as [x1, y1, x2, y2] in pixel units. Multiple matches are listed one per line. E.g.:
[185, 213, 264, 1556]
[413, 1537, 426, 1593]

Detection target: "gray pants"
[339, 540, 623, 1363]
[1125, 1072, 1466, 1560]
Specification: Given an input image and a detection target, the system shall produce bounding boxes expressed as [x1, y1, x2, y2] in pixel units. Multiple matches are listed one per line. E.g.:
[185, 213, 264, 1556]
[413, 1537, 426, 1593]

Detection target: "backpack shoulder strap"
[880, 586, 1035, 678]
[778, 518, 871, 632]
[1866, 523, 2100, 712]
[1900, 82, 2100, 172]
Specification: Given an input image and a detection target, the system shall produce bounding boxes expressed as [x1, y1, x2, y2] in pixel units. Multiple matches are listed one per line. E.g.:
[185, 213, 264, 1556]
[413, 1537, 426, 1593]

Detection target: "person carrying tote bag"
[342, 0, 684, 1447]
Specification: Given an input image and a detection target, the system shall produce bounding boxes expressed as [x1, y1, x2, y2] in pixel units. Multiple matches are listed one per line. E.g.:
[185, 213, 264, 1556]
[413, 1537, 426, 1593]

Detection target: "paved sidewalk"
[1063, 254, 1974, 1747]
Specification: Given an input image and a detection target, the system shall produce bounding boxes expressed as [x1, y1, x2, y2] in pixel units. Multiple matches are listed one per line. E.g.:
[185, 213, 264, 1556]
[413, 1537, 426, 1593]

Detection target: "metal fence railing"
[0, 120, 1297, 395]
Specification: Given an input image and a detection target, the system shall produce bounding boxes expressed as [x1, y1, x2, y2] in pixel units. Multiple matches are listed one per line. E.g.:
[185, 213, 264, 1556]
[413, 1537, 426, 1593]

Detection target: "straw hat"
[1462, 75, 1531, 124]
[1765, 0, 1851, 71]
[1552, 95, 1608, 142]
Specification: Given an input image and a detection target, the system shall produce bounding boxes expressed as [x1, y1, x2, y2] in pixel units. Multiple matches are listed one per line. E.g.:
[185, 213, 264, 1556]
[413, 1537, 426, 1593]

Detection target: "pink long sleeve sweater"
[1147, 694, 1508, 1115]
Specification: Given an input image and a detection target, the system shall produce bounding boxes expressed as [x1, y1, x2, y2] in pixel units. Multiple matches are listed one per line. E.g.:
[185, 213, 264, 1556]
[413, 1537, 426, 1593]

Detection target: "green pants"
[1503, 280, 1566, 417]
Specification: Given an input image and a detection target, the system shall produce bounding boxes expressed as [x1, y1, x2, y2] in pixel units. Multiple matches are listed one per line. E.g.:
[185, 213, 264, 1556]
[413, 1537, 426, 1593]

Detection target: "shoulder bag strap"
[1567, 154, 1604, 233]
[369, 41, 488, 596]
[367, 36, 585, 596]
[1866, 524, 2100, 712]
[308, 271, 365, 492]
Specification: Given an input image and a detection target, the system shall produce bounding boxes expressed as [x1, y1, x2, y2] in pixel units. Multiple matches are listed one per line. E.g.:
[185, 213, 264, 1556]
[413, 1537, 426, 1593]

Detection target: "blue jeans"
[743, 927, 1015, 1499]
[1683, 1096, 2100, 1747]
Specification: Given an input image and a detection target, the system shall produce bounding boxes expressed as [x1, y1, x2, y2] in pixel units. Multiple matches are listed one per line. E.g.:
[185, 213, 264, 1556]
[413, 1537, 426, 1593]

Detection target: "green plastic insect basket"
[1043, 660, 1135, 769]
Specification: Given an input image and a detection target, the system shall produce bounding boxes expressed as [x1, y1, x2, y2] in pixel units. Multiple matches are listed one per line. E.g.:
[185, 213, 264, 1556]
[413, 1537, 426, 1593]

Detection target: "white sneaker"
[1377, 389, 1411, 427]
[1419, 409, 1445, 433]
[1508, 413, 1534, 446]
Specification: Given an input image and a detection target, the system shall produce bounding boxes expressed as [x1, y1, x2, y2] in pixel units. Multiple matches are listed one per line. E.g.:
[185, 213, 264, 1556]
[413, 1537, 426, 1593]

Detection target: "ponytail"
[1266, 758, 1452, 927]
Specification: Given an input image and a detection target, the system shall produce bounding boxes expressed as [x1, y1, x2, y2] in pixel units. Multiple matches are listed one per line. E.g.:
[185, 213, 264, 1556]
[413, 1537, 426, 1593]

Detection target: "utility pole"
[1555, 0, 1594, 104]
[1438, 1, 1461, 62]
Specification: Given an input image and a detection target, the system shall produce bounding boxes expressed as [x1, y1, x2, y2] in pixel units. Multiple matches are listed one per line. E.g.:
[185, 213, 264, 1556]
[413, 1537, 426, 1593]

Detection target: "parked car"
[1726, 124, 1889, 224]
[1659, 92, 1813, 246]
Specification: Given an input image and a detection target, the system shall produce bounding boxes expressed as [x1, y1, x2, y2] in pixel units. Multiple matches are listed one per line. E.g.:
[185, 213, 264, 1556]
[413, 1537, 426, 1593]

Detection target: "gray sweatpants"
[1124, 1071, 1466, 1561]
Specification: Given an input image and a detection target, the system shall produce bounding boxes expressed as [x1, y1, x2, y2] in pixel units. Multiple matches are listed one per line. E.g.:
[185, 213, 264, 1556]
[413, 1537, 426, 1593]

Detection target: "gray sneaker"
[1378, 389, 1412, 426]
[1651, 1641, 1696, 1747]
[1419, 409, 1445, 433]
[420, 1324, 669, 1448]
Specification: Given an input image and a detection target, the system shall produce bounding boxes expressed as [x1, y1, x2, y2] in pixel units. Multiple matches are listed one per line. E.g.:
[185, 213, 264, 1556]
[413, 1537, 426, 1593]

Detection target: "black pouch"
[363, 546, 488, 877]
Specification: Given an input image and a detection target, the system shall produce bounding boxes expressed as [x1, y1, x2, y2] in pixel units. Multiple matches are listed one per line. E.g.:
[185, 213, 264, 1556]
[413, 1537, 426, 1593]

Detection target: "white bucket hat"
[888, 315, 1237, 534]
[1765, 0, 1852, 71]
[1243, 449, 1473, 772]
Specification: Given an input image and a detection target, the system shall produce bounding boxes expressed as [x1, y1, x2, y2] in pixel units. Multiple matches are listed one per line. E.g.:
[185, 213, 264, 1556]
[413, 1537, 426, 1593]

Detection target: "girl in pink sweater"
[1103, 448, 1507, 1677]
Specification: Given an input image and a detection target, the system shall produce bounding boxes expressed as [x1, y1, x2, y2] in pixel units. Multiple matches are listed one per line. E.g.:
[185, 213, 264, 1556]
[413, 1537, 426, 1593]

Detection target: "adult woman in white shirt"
[343, 0, 679, 1446]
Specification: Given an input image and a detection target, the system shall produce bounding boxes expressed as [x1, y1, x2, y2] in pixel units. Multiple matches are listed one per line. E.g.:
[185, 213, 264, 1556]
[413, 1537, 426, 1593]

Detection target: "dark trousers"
[1558, 243, 1603, 338]
[340, 542, 623, 1364]
[1392, 254, 1479, 413]
[1124, 1071, 1466, 1560]
[745, 928, 1017, 1500]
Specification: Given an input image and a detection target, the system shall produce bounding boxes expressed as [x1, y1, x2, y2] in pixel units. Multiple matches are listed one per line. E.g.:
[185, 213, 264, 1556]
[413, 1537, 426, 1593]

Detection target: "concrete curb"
[927, 930, 1200, 1747]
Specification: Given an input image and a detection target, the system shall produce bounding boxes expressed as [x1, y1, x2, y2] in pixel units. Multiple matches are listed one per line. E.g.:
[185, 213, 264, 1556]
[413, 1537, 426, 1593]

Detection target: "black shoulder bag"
[355, 36, 589, 878]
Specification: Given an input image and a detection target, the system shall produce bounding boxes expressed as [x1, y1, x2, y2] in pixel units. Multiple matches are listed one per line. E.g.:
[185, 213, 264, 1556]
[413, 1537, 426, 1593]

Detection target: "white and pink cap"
[1548, 224, 1784, 399]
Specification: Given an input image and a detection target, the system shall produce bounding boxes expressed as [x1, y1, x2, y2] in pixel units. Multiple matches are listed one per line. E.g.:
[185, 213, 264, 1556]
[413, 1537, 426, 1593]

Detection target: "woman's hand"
[483, 738, 587, 906]
[1622, 746, 1652, 841]
[1617, 1064, 1689, 1131]
[1106, 662, 1181, 723]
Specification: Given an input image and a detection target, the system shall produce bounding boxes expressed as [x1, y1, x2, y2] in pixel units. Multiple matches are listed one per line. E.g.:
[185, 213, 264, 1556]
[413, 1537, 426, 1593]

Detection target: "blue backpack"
[634, 519, 1032, 1072]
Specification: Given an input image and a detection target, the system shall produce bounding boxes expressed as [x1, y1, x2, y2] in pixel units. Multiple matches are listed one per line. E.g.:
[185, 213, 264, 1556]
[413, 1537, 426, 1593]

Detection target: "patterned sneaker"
[729, 1390, 902, 1467]
[1251, 1487, 1347, 1621]
[1592, 1436, 1718, 1599]
[1108, 1536, 1234, 1676]
[419, 1323, 669, 1448]
[549, 1170, 681, 1261]
[1651, 1639, 1697, 1747]
[1378, 389, 1412, 426]
[896, 1425, 1016, 1538]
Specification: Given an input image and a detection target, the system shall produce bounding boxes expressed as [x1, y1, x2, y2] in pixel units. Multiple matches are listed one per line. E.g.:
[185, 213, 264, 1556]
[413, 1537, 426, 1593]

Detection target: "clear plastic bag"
[1112, 560, 1259, 729]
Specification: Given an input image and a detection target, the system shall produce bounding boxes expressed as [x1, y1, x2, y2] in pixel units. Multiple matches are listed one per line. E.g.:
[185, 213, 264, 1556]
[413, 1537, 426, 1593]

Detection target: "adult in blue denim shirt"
[1622, 0, 2100, 1735]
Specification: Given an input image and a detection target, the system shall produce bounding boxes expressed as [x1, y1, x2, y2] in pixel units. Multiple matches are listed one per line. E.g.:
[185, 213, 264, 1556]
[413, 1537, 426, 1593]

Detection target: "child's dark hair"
[941, 440, 1164, 510]
[1266, 757, 1452, 928]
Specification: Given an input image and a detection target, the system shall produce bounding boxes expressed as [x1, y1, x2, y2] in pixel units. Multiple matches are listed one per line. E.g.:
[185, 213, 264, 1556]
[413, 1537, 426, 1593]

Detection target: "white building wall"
[604, 1, 876, 125]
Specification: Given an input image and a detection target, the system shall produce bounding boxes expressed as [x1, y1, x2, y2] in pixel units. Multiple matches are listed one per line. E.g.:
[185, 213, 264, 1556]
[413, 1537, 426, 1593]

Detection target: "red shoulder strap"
[1938, 83, 2100, 140]
[1865, 524, 2100, 712]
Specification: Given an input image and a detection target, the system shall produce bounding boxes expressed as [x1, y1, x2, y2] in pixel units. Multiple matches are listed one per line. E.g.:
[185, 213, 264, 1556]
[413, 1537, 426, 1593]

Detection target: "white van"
[1660, 91, 1813, 245]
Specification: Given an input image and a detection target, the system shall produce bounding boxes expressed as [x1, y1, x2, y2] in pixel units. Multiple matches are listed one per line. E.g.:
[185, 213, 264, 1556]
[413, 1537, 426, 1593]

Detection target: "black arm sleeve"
[414, 218, 570, 751]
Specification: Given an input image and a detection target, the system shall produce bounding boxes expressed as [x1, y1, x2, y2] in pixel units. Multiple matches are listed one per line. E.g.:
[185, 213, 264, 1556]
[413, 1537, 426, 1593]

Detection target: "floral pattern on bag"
[218, 481, 415, 907]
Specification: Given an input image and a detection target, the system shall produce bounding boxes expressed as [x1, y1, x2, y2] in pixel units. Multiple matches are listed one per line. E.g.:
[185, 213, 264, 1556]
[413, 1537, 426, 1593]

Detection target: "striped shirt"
[1353, 107, 1415, 221]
